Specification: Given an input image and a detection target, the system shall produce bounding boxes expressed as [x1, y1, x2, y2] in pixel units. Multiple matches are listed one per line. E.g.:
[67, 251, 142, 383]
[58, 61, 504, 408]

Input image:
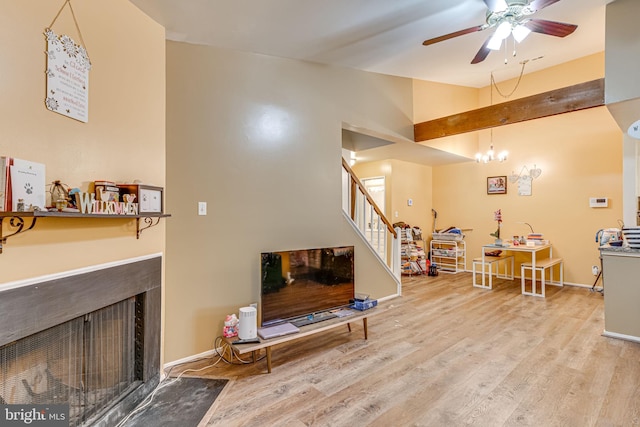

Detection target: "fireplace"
[0, 256, 162, 427]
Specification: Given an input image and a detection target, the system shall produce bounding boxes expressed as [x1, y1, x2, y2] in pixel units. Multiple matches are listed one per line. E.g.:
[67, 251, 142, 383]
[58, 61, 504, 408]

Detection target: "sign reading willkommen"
[44, 28, 91, 123]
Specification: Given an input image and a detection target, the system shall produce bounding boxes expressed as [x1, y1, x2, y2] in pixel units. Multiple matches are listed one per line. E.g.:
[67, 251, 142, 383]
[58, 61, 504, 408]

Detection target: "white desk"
[481, 243, 552, 293]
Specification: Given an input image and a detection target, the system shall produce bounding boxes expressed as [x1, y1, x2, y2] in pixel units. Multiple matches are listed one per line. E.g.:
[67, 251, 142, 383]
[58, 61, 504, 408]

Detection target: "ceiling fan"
[422, 0, 577, 64]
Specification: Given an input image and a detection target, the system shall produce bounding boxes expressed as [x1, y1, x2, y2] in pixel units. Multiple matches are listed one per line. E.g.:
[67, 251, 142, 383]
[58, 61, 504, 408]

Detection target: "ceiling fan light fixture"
[487, 33, 503, 50]
[512, 24, 531, 43]
[494, 21, 512, 40]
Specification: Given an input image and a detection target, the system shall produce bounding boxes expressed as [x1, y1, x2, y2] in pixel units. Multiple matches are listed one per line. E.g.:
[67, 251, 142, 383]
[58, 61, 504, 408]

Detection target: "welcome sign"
[44, 28, 91, 123]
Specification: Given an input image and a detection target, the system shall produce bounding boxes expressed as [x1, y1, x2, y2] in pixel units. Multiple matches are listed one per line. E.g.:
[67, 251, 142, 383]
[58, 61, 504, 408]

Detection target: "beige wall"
[604, 0, 640, 227]
[0, 2, 165, 281]
[353, 160, 433, 233]
[165, 42, 406, 362]
[389, 160, 433, 235]
[426, 54, 622, 286]
[412, 80, 479, 159]
[605, 0, 640, 105]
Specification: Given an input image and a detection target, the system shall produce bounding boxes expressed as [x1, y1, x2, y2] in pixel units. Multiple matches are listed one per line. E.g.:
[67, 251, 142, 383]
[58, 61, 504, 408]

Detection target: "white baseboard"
[602, 330, 640, 344]
[164, 348, 218, 371]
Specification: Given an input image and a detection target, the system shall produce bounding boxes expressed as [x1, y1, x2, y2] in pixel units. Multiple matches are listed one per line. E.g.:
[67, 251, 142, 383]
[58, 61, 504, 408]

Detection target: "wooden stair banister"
[342, 157, 396, 238]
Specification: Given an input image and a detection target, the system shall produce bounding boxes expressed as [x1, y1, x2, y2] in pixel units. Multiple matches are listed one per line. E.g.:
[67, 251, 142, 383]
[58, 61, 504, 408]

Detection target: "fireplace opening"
[0, 256, 162, 427]
[0, 296, 144, 426]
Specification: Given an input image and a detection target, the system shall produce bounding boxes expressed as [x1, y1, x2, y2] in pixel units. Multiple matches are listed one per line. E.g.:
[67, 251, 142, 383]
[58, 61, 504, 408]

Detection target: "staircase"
[341, 158, 401, 282]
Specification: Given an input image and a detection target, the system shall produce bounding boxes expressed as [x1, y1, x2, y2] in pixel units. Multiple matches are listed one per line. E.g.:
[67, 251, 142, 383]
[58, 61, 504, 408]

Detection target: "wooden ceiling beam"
[414, 78, 605, 142]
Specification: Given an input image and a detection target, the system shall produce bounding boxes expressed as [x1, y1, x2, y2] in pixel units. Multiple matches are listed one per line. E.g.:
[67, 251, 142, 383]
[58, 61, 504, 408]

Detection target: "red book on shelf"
[0, 156, 13, 211]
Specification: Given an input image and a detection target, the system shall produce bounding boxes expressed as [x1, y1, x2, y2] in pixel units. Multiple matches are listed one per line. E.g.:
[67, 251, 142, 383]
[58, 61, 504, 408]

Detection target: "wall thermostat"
[589, 197, 608, 208]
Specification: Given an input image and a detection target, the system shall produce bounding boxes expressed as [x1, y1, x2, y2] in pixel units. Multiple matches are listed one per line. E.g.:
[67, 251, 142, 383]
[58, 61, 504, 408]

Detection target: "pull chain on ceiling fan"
[422, 0, 577, 64]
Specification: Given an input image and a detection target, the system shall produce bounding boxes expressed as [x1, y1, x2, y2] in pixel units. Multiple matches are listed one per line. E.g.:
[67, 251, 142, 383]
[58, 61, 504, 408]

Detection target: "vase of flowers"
[490, 209, 502, 246]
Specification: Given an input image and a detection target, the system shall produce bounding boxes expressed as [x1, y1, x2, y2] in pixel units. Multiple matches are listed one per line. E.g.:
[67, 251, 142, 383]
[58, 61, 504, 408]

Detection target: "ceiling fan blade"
[528, 0, 562, 12]
[471, 37, 493, 64]
[423, 25, 485, 46]
[525, 19, 577, 38]
[483, 0, 508, 12]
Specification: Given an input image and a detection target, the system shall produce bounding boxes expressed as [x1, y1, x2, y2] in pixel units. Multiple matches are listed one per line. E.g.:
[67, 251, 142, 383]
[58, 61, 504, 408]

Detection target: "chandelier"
[475, 143, 508, 163]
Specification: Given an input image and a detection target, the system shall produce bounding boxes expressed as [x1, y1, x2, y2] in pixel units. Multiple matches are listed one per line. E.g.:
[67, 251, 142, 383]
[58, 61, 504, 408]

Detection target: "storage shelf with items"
[396, 223, 427, 275]
[0, 176, 170, 253]
[430, 238, 466, 274]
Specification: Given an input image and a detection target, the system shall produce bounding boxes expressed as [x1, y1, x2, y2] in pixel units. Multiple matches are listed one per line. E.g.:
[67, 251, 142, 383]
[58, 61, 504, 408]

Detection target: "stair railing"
[341, 158, 400, 280]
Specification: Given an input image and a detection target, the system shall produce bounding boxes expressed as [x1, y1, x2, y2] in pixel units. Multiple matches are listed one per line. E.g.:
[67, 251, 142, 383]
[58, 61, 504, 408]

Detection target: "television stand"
[226, 306, 382, 373]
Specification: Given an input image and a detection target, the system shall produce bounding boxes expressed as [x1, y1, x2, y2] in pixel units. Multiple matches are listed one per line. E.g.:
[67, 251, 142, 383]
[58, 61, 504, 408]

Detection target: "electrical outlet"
[250, 302, 258, 309]
[592, 265, 600, 276]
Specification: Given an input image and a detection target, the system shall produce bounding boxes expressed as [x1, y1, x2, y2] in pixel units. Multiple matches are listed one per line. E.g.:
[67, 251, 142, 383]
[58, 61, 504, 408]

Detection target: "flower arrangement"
[490, 209, 502, 239]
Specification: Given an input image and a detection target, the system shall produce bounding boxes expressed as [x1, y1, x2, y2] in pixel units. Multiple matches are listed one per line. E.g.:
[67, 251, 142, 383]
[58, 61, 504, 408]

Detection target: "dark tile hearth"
[120, 377, 228, 427]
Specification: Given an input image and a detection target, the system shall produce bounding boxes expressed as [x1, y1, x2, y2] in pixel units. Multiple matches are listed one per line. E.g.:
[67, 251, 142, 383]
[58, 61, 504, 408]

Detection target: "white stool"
[472, 255, 514, 289]
[520, 257, 563, 297]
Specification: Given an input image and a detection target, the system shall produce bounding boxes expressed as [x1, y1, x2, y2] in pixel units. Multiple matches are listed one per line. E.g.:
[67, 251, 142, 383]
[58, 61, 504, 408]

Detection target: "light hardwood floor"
[173, 273, 640, 426]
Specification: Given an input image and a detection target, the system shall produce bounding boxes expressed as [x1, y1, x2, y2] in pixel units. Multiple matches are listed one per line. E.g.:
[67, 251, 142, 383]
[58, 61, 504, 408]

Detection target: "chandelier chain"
[490, 60, 527, 100]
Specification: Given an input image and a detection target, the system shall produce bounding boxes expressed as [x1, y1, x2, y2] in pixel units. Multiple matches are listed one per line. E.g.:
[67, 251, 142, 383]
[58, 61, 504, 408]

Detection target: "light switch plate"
[198, 202, 207, 215]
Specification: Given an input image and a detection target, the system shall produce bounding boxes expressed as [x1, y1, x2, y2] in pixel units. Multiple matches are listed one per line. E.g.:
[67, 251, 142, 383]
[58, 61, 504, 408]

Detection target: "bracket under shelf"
[0, 212, 170, 253]
[0, 215, 38, 254]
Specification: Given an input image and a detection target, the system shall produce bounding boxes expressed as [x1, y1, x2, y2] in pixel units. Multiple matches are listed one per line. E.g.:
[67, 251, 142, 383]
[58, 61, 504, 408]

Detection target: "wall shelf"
[0, 211, 171, 253]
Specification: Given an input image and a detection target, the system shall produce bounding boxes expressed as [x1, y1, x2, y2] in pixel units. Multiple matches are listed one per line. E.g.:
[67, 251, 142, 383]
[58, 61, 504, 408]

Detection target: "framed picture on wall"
[487, 176, 507, 195]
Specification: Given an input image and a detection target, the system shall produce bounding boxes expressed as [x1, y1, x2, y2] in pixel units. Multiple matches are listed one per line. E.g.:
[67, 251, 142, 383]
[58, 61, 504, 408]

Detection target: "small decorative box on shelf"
[352, 299, 378, 311]
[118, 184, 163, 214]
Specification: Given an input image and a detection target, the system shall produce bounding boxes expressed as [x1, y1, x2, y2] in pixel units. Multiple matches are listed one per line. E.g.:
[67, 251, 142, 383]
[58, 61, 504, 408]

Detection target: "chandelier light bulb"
[475, 144, 506, 164]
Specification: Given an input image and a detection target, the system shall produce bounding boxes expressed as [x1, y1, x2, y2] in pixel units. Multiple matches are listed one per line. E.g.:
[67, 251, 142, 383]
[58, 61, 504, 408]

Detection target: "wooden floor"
[173, 273, 640, 426]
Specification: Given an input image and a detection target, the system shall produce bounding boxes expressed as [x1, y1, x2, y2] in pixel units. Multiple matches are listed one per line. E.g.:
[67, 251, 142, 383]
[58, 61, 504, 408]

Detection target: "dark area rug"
[120, 377, 228, 427]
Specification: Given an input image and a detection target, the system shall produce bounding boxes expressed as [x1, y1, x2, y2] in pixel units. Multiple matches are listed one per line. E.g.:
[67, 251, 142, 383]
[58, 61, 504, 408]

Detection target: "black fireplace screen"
[0, 297, 138, 426]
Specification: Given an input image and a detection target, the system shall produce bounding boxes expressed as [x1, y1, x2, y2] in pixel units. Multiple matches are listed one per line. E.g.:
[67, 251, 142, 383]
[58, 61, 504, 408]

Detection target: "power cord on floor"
[115, 345, 228, 427]
[213, 336, 266, 365]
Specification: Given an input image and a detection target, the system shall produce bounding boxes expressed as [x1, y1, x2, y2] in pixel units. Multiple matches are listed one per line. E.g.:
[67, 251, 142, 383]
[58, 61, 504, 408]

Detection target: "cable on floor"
[213, 336, 266, 365]
[116, 350, 224, 426]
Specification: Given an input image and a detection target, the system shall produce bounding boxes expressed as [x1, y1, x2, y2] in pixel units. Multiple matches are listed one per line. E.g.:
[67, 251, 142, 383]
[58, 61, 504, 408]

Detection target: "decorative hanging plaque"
[517, 175, 533, 196]
[44, 28, 91, 122]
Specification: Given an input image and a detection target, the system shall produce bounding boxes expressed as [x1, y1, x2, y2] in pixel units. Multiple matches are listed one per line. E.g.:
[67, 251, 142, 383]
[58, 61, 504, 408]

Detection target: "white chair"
[520, 258, 563, 297]
[472, 254, 514, 289]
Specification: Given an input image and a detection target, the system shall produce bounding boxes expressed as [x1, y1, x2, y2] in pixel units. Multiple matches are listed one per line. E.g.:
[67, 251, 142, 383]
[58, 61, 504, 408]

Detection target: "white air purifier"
[238, 306, 257, 339]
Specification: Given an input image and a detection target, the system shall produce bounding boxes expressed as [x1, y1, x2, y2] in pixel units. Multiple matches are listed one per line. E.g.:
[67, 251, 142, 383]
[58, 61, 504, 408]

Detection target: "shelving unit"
[0, 211, 170, 253]
[400, 227, 427, 275]
[430, 239, 466, 274]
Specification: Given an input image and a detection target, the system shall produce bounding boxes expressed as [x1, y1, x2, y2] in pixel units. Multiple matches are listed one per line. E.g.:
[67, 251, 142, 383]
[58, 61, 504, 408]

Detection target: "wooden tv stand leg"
[262, 315, 369, 374]
[363, 317, 368, 340]
[347, 318, 368, 339]
[266, 346, 272, 374]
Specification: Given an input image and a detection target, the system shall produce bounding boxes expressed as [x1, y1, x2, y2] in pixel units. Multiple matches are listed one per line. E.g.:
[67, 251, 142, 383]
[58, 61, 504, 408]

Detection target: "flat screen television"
[260, 246, 355, 326]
